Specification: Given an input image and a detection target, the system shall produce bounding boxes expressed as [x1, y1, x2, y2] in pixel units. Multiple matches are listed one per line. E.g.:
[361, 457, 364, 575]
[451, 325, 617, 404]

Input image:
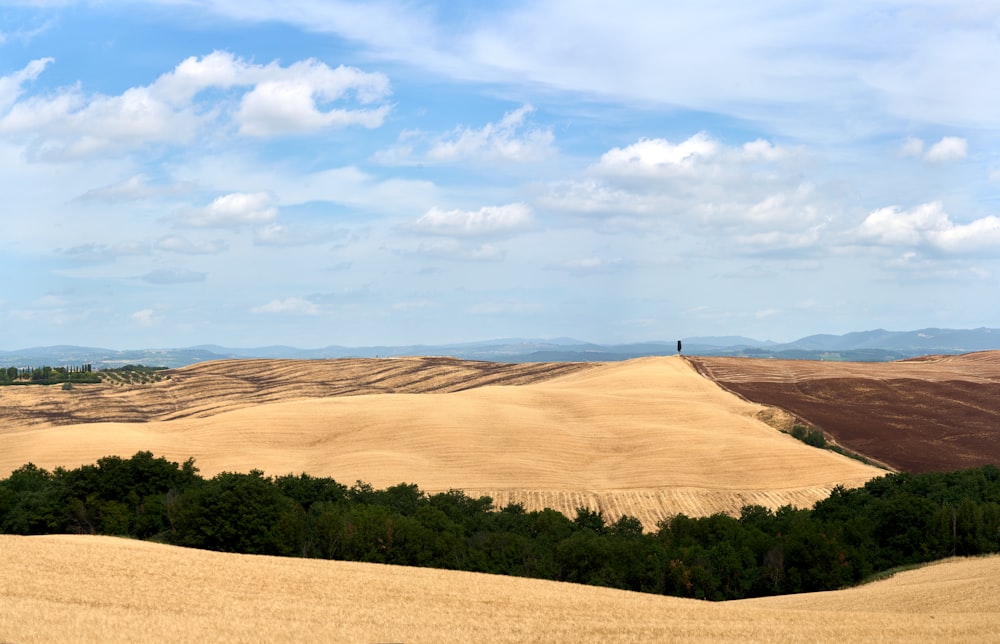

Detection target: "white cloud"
[176, 192, 277, 228]
[924, 136, 967, 162]
[598, 132, 719, 174]
[2, 82, 202, 159]
[410, 203, 534, 237]
[739, 139, 789, 162]
[699, 184, 821, 229]
[0, 58, 52, 112]
[0, 52, 391, 159]
[236, 59, 391, 136]
[140, 3, 1000, 138]
[427, 105, 552, 163]
[543, 132, 821, 253]
[856, 201, 1000, 253]
[171, 158, 441, 217]
[376, 104, 553, 164]
[155, 236, 227, 254]
[898, 136, 968, 163]
[131, 308, 157, 327]
[250, 297, 319, 315]
[932, 215, 1000, 253]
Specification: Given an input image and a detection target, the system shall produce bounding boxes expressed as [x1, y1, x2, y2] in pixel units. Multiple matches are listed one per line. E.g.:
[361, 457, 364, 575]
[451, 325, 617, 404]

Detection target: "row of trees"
[0, 364, 170, 386]
[0, 364, 99, 385]
[2, 452, 999, 600]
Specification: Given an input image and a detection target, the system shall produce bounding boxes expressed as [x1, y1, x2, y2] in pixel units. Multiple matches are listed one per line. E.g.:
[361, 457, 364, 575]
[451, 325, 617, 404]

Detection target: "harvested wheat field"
[688, 351, 1000, 473]
[2, 534, 999, 643]
[0, 357, 883, 526]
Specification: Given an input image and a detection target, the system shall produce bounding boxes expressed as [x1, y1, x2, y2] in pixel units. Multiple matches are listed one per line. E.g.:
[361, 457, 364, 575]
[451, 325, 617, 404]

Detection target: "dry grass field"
[0, 356, 883, 527]
[2, 534, 999, 643]
[688, 351, 1000, 472]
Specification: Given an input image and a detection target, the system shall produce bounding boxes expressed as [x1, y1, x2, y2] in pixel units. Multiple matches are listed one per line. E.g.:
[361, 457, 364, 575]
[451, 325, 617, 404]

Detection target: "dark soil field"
[687, 351, 1000, 473]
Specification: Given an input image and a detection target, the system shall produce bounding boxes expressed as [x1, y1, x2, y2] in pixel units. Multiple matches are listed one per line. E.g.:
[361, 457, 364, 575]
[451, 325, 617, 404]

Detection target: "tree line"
[0, 364, 99, 385]
[2, 451, 999, 600]
[0, 364, 169, 386]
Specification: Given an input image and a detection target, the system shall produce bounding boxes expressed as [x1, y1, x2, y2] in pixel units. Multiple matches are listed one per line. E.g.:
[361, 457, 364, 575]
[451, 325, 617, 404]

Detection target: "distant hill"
[2, 327, 998, 368]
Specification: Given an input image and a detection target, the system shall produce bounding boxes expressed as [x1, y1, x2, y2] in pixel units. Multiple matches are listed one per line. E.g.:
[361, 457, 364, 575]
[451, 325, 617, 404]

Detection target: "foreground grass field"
[2, 534, 999, 643]
[0, 357, 883, 526]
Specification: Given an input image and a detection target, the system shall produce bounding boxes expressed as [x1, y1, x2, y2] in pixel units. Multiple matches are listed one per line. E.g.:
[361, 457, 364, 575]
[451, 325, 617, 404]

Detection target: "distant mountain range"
[1, 327, 998, 369]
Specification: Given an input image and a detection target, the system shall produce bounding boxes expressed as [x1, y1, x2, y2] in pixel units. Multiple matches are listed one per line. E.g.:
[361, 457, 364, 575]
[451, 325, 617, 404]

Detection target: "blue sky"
[2, 1, 999, 349]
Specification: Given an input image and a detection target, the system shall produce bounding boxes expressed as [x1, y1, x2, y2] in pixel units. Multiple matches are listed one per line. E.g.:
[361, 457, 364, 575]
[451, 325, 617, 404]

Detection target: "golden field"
[0, 356, 885, 526]
[2, 534, 999, 643]
[3, 355, 999, 642]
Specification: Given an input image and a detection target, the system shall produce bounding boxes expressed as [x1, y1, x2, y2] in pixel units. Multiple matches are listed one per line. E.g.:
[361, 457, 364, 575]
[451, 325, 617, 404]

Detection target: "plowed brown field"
[2, 534, 998, 643]
[0, 357, 884, 526]
[687, 351, 1000, 473]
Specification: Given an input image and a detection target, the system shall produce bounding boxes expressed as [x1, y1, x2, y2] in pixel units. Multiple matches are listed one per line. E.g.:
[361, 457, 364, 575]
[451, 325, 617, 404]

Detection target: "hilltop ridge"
[2, 327, 999, 368]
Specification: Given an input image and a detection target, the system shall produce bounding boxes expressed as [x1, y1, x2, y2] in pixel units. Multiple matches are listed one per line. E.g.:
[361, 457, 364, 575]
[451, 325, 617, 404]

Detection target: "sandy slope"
[0, 357, 883, 525]
[2, 534, 998, 643]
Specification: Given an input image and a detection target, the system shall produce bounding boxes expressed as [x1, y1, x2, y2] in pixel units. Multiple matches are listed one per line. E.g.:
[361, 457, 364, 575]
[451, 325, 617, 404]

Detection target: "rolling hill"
[2, 534, 998, 643]
[0, 356, 883, 528]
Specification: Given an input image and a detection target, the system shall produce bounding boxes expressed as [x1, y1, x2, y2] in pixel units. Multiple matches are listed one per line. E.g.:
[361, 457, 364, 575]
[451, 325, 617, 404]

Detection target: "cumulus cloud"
[375, 105, 553, 164]
[140, 268, 207, 284]
[542, 132, 821, 253]
[0, 51, 391, 160]
[856, 201, 1000, 254]
[409, 203, 534, 237]
[598, 132, 719, 174]
[924, 136, 967, 162]
[598, 132, 798, 175]
[176, 192, 277, 228]
[237, 59, 391, 136]
[899, 136, 967, 162]
[250, 297, 319, 315]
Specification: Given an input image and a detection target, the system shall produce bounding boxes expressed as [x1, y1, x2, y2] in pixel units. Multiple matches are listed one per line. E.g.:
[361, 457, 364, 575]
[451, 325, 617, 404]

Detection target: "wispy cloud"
[155, 236, 227, 255]
[250, 297, 319, 315]
[409, 203, 534, 237]
[376, 104, 553, 165]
